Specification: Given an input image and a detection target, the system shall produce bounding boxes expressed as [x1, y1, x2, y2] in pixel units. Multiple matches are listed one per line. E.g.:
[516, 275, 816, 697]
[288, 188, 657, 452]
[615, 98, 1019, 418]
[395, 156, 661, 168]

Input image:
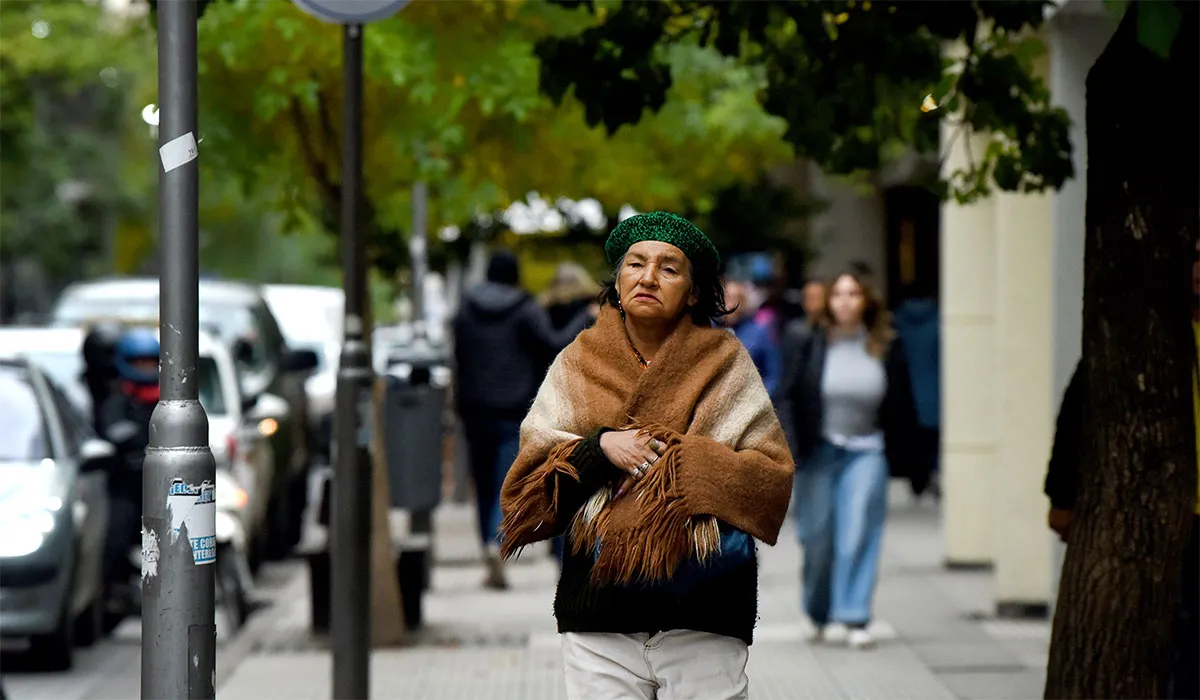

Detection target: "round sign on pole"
[293, 0, 411, 24]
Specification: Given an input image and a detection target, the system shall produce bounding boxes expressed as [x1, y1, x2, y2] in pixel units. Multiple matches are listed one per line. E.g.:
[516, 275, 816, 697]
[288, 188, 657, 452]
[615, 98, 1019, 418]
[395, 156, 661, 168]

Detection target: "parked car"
[0, 359, 113, 670]
[262, 284, 342, 464]
[0, 326, 273, 627]
[51, 278, 319, 558]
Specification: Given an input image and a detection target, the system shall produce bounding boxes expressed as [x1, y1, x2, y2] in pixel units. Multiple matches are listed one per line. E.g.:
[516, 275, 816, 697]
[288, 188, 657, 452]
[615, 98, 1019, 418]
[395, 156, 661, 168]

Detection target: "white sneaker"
[847, 628, 874, 650]
[822, 623, 849, 644]
[806, 625, 825, 644]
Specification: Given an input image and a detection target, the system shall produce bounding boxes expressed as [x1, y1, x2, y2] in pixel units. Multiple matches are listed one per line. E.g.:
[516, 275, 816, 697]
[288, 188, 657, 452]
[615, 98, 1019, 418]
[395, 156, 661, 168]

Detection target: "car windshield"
[24, 351, 89, 412]
[266, 291, 341, 346]
[0, 367, 50, 462]
[197, 356, 226, 416]
[55, 296, 271, 373]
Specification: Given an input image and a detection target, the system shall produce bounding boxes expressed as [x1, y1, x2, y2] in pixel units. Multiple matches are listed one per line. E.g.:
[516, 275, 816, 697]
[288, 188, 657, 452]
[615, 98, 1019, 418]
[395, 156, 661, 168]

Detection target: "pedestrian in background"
[452, 250, 593, 589]
[776, 268, 918, 649]
[800, 279, 826, 324]
[499, 212, 793, 699]
[892, 282, 941, 499]
[542, 262, 601, 332]
[724, 280, 783, 396]
[539, 261, 602, 564]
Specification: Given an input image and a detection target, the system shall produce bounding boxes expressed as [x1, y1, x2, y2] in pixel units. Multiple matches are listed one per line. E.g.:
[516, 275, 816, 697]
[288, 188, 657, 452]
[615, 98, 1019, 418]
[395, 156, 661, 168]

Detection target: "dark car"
[0, 359, 113, 670]
[50, 278, 319, 558]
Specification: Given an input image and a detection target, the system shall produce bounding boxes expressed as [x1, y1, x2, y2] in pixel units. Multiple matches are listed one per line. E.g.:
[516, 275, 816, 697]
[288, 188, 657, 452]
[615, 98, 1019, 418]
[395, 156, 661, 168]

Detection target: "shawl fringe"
[498, 438, 582, 559]
[569, 425, 722, 586]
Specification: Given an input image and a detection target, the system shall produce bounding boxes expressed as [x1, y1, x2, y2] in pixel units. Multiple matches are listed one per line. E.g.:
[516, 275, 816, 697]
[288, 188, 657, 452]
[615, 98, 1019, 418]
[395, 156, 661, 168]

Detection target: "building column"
[993, 188, 1055, 615]
[940, 128, 998, 567]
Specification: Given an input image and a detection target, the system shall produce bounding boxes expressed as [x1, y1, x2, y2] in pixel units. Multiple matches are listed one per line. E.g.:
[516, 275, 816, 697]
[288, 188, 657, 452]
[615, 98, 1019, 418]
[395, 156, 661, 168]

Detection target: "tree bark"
[1045, 3, 1199, 698]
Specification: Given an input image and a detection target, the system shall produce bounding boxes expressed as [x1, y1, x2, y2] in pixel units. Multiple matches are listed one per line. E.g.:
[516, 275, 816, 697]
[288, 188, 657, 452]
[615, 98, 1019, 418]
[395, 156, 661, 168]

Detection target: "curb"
[215, 563, 309, 689]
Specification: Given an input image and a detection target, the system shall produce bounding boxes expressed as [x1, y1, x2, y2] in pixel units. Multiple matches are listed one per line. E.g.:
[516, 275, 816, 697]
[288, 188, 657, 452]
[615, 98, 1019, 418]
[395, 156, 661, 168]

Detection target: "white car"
[0, 327, 276, 565]
[261, 284, 342, 461]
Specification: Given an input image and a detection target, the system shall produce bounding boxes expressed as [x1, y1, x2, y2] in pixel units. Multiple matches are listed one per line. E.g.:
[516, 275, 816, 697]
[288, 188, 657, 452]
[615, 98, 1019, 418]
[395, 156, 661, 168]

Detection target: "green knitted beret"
[604, 211, 720, 275]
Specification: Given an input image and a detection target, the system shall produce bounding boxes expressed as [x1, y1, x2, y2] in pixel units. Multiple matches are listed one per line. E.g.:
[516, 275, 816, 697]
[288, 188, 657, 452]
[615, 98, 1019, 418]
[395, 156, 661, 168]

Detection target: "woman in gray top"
[776, 268, 918, 649]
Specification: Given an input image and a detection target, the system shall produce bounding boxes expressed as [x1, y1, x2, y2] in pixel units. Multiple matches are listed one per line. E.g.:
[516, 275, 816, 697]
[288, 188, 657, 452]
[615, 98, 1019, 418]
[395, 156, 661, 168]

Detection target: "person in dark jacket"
[892, 285, 941, 498]
[539, 262, 602, 564]
[776, 268, 919, 650]
[81, 322, 124, 430]
[724, 280, 783, 396]
[453, 250, 594, 588]
[98, 328, 159, 600]
[1044, 360, 1085, 541]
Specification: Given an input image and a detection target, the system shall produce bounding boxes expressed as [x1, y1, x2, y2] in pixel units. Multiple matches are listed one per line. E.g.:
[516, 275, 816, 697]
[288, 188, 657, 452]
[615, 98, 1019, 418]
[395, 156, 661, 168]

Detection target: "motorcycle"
[101, 423, 255, 633]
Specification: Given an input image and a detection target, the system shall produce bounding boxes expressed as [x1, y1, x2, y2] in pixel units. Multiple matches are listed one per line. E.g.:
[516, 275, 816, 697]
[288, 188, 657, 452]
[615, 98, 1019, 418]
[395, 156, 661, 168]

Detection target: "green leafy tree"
[192, 0, 793, 277]
[0, 1, 156, 301]
[535, 0, 1073, 203]
[1043, 3, 1197, 698]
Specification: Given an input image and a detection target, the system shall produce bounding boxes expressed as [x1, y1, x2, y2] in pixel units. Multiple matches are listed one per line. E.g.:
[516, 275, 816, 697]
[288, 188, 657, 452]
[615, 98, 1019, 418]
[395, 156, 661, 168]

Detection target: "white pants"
[562, 630, 750, 700]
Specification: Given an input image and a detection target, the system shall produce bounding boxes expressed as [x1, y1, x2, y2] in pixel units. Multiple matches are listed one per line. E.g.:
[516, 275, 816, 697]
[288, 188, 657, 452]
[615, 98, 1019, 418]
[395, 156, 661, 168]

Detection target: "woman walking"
[776, 269, 918, 649]
[498, 212, 794, 700]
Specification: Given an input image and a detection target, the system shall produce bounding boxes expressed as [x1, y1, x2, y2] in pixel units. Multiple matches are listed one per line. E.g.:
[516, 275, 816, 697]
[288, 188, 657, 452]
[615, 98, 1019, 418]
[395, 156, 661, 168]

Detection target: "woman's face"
[617, 241, 698, 323]
[827, 274, 866, 328]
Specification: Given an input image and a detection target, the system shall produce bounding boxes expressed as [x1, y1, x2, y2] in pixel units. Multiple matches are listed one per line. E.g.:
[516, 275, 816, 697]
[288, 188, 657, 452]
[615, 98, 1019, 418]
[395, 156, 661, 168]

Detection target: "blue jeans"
[793, 442, 889, 627]
[462, 415, 522, 547]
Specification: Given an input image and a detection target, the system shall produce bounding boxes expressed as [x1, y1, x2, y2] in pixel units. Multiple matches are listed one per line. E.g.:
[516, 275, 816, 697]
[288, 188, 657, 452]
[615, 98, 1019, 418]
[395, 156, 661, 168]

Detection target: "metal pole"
[410, 182, 428, 332]
[144, 1, 216, 698]
[332, 21, 372, 700]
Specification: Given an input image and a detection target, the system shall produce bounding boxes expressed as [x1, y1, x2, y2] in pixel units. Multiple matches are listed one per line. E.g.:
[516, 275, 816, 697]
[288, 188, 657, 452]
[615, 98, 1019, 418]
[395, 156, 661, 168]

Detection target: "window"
[0, 366, 51, 462]
[197, 357, 226, 416]
[44, 380, 83, 457]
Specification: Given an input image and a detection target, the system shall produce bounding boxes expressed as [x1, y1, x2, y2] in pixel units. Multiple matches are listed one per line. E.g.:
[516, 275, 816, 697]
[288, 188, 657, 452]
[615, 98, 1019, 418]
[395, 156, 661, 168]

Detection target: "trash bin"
[380, 335, 451, 630]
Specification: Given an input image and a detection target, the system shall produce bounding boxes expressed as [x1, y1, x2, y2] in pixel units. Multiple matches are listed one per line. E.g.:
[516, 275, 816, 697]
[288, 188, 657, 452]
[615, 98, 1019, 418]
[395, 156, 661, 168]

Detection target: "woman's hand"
[599, 430, 665, 482]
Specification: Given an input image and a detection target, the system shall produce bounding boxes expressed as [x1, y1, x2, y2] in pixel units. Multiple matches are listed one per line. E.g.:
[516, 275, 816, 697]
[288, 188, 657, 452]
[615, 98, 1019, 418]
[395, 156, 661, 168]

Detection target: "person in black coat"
[776, 268, 919, 649]
[453, 250, 594, 588]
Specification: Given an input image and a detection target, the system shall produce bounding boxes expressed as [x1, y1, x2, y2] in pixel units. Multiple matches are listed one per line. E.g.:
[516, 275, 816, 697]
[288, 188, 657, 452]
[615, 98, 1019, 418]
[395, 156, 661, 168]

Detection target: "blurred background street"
[2, 0, 1196, 698]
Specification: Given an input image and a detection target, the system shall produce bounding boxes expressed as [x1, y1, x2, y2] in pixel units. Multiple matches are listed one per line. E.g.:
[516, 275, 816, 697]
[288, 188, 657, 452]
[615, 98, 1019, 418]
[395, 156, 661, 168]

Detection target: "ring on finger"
[639, 461, 651, 473]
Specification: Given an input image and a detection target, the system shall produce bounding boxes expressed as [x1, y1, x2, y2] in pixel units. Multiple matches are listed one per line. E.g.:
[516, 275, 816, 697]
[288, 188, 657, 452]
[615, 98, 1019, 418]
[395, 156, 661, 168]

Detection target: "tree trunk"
[1045, 3, 1199, 698]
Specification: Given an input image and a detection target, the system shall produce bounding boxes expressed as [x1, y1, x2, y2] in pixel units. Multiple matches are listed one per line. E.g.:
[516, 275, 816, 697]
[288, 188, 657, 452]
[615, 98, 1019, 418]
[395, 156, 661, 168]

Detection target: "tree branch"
[289, 98, 339, 213]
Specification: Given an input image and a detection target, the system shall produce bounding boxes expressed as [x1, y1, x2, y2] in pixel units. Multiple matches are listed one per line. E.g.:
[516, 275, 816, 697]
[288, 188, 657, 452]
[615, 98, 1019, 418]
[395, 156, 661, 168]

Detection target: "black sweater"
[550, 432, 762, 646]
[1044, 361, 1085, 510]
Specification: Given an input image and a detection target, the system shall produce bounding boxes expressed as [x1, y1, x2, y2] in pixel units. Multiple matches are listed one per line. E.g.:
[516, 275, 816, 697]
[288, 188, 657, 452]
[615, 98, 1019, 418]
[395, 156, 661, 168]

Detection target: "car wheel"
[30, 599, 74, 672]
[216, 547, 248, 631]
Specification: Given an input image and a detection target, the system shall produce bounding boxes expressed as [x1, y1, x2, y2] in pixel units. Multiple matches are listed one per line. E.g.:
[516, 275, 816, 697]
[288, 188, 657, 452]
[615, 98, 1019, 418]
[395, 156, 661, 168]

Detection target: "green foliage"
[536, 0, 1075, 203]
[0, 1, 155, 288]
[194, 0, 793, 276]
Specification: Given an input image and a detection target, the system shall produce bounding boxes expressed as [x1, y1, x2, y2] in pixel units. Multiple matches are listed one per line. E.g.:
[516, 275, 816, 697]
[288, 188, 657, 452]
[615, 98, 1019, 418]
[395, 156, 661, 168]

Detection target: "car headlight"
[0, 491, 63, 558]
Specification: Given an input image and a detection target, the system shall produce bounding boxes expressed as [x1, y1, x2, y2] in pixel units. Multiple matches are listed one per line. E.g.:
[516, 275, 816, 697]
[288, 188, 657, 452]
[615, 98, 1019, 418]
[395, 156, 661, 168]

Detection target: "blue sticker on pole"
[167, 478, 217, 565]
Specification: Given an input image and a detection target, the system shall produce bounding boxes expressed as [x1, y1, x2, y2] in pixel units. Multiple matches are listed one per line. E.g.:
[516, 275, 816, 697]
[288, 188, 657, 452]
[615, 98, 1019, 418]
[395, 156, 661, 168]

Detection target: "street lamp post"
[331, 21, 373, 700]
[144, 1, 217, 698]
[290, 2, 411, 698]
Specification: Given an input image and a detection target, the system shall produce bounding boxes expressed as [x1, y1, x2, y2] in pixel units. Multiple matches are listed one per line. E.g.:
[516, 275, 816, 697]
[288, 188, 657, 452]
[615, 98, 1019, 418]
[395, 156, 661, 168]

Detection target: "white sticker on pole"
[159, 132, 198, 173]
[167, 478, 217, 565]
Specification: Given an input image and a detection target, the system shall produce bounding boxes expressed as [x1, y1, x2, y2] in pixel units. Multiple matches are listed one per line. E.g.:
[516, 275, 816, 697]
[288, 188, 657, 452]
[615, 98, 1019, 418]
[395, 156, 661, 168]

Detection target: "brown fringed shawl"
[498, 306, 794, 586]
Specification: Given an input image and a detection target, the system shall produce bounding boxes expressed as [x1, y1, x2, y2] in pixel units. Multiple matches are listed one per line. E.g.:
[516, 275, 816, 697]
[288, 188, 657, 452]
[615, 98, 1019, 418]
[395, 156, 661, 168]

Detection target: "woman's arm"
[665, 346, 796, 546]
[674, 433, 794, 545]
[497, 354, 623, 555]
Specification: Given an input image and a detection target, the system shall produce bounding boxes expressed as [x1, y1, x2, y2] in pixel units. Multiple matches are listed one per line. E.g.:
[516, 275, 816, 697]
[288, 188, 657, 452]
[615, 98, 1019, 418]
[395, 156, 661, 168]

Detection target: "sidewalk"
[218, 487, 1050, 700]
